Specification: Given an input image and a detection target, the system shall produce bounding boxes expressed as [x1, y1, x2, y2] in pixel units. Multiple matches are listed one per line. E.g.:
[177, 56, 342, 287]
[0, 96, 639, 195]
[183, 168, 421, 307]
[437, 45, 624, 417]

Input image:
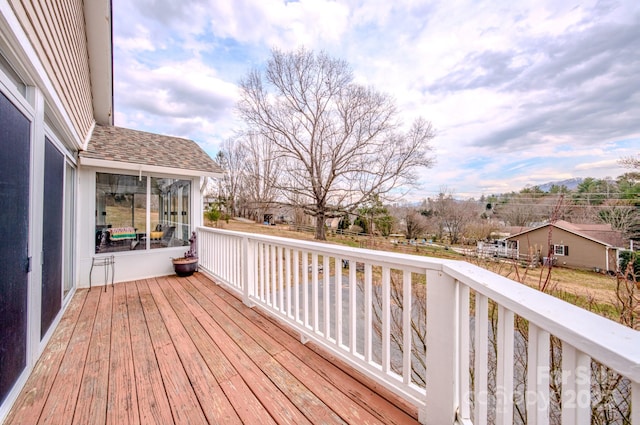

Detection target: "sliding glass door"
[0, 90, 30, 404]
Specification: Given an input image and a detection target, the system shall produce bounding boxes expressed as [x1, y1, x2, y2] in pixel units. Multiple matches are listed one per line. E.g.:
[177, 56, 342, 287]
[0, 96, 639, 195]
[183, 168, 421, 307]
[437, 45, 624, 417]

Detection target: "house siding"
[9, 0, 94, 144]
[507, 227, 615, 272]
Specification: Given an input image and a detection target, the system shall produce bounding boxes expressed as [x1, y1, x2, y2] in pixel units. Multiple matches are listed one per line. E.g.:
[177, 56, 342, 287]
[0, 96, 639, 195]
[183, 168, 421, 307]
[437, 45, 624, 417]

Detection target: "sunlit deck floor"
[5, 273, 418, 424]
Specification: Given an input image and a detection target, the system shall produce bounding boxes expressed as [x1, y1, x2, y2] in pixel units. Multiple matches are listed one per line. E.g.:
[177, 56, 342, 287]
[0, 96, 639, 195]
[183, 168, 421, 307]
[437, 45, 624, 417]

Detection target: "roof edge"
[84, 0, 113, 125]
[506, 222, 617, 248]
[78, 157, 223, 179]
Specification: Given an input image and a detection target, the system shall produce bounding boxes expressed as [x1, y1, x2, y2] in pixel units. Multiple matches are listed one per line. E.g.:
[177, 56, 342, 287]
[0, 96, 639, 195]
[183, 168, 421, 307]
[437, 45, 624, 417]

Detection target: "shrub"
[619, 250, 639, 280]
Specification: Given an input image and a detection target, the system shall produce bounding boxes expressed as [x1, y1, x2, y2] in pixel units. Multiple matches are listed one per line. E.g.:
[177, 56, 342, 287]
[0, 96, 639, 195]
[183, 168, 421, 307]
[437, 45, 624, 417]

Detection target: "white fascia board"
[78, 156, 223, 179]
[0, 0, 83, 148]
[84, 0, 113, 127]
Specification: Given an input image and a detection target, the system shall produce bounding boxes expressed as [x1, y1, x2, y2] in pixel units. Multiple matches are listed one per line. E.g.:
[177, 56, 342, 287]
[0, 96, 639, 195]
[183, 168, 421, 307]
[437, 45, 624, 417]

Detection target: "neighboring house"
[0, 1, 221, 419]
[505, 220, 626, 273]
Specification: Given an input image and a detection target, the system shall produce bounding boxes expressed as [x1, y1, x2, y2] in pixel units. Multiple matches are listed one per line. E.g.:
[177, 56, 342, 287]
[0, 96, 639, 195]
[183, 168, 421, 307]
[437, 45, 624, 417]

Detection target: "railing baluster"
[233, 238, 238, 286]
[496, 305, 514, 425]
[336, 257, 343, 347]
[458, 281, 471, 421]
[285, 248, 291, 318]
[259, 242, 265, 302]
[312, 253, 319, 332]
[293, 250, 300, 323]
[224, 237, 229, 281]
[271, 245, 276, 307]
[364, 263, 372, 363]
[264, 243, 270, 305]
[241, 236, 249, 304]
[474, 293, 489, 425]
[527, 324, 550, 425]
[382, 266, 391, 373]
[278, 246, 284, 313]
[324, 255, 331, 338]
[561, 343, 590, 425]
[302, 251, 309, 329]
[349, 259, 357, 356]
[402, 270, 411, 385]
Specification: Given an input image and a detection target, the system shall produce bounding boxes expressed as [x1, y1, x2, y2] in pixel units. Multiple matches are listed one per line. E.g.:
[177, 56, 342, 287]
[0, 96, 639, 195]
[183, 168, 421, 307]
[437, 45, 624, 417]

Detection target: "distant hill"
[537, 178, 584, 192]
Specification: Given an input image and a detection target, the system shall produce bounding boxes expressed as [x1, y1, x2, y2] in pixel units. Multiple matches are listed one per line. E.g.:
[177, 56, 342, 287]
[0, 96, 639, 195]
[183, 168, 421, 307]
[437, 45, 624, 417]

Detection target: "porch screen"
[95, 173, 191, 253]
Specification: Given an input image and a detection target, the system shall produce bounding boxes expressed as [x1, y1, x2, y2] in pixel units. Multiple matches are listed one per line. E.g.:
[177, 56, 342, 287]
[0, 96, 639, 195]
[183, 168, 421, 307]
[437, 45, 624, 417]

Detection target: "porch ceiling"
[4, 274, 417, 424]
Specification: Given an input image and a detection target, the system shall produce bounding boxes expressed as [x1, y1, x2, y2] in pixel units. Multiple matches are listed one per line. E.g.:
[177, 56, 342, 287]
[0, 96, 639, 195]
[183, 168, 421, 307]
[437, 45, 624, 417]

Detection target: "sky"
[112, 0, 640, 200]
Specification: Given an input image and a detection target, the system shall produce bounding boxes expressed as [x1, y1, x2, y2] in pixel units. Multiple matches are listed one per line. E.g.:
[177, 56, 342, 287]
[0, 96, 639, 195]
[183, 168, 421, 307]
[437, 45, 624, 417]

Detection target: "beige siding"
[509, 227, 613, 271]
[9, 0, 94, 143]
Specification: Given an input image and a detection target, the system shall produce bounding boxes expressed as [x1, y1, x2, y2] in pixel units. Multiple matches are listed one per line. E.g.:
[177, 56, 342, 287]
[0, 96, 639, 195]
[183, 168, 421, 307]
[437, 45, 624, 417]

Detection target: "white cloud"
[574, 159, 620, 171]
[112, 0, 640, 199]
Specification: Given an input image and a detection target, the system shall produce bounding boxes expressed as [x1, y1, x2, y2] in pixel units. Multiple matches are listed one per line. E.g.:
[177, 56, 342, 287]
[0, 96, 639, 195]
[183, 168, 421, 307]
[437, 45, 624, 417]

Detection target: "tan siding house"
[505, 220, 625, 273]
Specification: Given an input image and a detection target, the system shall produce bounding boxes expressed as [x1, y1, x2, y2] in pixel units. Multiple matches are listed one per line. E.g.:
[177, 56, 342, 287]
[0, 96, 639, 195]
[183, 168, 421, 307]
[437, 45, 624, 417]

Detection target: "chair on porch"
[159, 225, 175, 247]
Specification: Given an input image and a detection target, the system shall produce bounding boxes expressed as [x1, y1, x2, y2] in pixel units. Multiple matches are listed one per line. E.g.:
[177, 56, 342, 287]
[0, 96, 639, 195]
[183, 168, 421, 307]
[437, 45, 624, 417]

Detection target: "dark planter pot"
[172, 257, 198, 277]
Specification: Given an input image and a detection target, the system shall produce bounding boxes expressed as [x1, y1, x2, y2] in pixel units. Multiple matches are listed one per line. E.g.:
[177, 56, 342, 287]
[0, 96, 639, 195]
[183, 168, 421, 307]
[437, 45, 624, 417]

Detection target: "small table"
[90, 255, 115, 292]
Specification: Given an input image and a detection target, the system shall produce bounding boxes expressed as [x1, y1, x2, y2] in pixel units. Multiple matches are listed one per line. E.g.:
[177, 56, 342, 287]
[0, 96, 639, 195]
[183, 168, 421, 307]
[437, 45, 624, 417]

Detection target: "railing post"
[242, 235, 254, 307]
[424, 269, 458, 425]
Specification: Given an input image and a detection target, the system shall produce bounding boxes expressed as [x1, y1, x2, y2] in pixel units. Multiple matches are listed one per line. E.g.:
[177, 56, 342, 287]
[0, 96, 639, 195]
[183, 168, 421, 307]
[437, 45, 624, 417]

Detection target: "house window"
[553, 244, 569, 256]
[95, 173, 191, 253]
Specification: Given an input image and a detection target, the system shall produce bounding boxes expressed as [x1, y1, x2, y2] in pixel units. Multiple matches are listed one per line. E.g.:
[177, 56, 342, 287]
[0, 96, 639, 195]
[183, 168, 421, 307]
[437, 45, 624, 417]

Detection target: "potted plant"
[172, 231, 198, 277]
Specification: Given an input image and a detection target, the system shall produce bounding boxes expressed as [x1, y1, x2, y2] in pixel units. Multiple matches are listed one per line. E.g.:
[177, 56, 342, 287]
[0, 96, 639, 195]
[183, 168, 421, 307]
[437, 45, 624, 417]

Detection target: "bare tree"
[597, 200, 638, 237]
[619, 154, 640, 170]
[214, 137, 247, 217]
[239, 132, 282, 223]
[494, 193, 564, 226]
[402, 208, 430, 240]
[429, 190, 480, 244]
[237, 48, 435, 240]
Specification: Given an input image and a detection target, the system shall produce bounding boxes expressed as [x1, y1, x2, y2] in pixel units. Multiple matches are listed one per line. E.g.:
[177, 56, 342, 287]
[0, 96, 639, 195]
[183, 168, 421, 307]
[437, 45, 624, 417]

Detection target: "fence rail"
[197, 227, 640, 425]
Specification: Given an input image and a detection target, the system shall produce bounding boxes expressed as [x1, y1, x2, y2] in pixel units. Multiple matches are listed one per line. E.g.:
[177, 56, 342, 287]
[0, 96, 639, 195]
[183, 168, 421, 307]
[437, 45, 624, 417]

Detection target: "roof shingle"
[79, 125, 223, 176]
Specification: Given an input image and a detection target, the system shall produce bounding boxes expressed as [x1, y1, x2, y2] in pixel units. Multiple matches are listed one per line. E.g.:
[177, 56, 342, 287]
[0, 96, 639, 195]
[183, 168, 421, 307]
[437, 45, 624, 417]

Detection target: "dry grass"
[105, 205, 161, 231]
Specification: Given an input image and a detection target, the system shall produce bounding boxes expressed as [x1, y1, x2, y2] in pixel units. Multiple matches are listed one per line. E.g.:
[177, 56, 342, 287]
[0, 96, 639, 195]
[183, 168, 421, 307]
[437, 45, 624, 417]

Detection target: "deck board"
[37, 288, 100, 425]
[125, 281, 175, 425]
[72, 286, 112, 425]
[5, 273, 419, 425]
[150, 277, 241, 425]
[106, 278, 139, 425]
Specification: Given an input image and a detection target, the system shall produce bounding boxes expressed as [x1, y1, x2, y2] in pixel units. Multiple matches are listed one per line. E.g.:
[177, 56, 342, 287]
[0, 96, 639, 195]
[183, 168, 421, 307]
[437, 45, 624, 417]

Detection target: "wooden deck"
[4, 273, 418, 424]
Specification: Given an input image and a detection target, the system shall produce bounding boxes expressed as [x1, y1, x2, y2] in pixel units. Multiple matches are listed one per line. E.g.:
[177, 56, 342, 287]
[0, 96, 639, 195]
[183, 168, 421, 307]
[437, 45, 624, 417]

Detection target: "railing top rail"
[198, 226, 640, 383]
[198, 226, 452, 270]
[444, 260, 640, 382]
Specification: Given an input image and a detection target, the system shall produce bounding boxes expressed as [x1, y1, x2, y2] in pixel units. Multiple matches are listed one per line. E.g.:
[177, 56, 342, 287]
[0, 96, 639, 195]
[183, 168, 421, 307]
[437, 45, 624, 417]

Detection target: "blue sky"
[112, 0, 640, 200]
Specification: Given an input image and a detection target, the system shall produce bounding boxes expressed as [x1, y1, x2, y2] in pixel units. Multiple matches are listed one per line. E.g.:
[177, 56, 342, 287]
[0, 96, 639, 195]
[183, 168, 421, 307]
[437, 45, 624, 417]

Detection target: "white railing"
[197, 227, 640, 425]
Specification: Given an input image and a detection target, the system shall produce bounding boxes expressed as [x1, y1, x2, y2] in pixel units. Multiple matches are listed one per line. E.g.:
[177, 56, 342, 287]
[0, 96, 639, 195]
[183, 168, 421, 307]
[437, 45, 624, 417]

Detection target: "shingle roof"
[506, 219, 626, 247]
[79, 125, 223, 176]
[554, 220, 626, 247]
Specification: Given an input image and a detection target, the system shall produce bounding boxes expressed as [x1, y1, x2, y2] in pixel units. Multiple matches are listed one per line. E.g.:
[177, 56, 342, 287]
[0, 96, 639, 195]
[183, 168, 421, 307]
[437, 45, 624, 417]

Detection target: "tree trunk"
[315, 213, 326, 240]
